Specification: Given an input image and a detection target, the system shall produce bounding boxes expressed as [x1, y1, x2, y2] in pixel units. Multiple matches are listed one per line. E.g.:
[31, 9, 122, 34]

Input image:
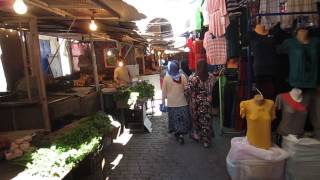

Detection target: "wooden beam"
[90, 0, 120, 18]
[47, 4, 96, 9]
[27, 0, 75, 18]
[89, 34, 104, 111]
[38, 16, 119, 20]
[29, 18, 51, 131]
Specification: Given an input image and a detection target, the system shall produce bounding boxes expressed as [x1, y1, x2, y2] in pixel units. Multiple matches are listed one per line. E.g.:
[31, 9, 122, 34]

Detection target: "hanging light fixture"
[13, 0, 28, 15]
[107, 50, 113, 56]
[89, 12, 97, 31]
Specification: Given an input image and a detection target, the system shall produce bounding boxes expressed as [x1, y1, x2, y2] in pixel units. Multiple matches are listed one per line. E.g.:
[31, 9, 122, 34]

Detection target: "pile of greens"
[113, 81, 155, 105]
[14, 112, 112, 179]
[129, 81, 155, 100]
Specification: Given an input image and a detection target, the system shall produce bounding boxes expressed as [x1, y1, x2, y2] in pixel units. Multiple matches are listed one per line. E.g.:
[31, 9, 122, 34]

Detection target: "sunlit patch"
[110, 154, 124, 170]
[113, 129, 133, 146]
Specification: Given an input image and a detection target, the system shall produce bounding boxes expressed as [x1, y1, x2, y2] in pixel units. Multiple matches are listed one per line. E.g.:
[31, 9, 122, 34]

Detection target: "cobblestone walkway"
[105, 114, 232, 180]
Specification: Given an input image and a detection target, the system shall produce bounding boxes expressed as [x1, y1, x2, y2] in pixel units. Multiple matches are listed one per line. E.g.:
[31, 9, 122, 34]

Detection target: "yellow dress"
[240, 99, 275, 149]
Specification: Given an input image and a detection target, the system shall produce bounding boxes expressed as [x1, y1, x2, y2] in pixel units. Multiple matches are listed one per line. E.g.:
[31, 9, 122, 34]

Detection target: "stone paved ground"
[102, 114, 232, 180]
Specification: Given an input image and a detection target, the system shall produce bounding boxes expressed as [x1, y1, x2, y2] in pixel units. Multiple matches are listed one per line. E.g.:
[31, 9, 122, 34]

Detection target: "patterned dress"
[185, 73, 217, 143]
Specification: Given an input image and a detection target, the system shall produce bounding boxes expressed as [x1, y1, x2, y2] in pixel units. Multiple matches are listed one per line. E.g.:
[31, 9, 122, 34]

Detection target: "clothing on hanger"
[249, 31, 277, 77]
[226, 0, 247, 18]
[203, 31, 227, 65]
[187, 38, 196, 70]
[281, 0, 319, 29]
[207, 0, 230, 37]
[259, 0, 281, 29]
[278, 37, 320, 88]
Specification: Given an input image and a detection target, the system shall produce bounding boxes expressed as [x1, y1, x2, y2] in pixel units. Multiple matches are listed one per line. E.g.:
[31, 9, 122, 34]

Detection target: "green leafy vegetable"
[14, 112, 113, 179]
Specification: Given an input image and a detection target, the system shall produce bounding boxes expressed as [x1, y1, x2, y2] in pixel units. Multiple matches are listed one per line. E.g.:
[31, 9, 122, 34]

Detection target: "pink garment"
[203, 31, 227, 65]
[207, 0, 230, 37]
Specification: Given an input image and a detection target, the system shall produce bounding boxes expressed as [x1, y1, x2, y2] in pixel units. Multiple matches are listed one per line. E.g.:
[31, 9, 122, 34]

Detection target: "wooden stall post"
[90, 34, 104, 111]
[19, 25, 32, 102]
[29, 18, 51, 131]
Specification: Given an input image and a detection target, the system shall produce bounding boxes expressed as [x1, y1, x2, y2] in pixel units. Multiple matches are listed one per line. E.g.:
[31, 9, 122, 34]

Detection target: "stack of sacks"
[226, 137, 289, 180]
[5, 135, 34, 160]
[282, 135, 320, 180]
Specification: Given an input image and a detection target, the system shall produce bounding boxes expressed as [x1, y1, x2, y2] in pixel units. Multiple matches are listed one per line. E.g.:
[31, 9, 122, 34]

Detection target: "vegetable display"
[113, 81, 155, 108]
[14, 112, 112, 179]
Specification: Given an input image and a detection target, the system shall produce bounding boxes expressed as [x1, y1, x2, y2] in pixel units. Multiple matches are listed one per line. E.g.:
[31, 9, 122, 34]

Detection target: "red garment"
[282, 93, 307, 112]
[193, 40, 206, 69]
[187, 38, 196, 70]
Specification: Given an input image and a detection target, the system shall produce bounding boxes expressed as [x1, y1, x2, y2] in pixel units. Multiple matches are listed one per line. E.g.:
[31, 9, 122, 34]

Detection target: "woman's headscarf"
[168, 60, 181, 83]
[196, 59, 209, 81]
[181, 60, 192, 76]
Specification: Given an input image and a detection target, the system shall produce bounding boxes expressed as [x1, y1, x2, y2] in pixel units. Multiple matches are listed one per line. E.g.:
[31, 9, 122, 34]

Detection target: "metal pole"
[90, 34, 104, 111]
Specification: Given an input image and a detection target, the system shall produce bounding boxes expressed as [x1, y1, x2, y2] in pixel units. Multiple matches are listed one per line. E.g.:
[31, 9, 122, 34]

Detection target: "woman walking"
[162, 61, 190, 144]
[185, 60, 217, 148]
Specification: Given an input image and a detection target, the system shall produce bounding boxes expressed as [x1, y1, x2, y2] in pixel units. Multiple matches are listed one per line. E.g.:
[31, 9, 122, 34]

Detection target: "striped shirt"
[226, 0, 248, 17]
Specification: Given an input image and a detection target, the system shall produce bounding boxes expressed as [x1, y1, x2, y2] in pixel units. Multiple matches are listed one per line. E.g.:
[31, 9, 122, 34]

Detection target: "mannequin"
[254, 24, 269, 36]
[275, 89, 310, 136]
[289, 88, 303, 103]
[278, 27, 319, 88]
[240, 93, 275, 149]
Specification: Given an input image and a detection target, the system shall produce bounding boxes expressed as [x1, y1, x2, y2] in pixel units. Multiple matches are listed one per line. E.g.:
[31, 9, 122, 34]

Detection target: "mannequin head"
[253, 94, 264, 105]
[295, 28, 310, 44]
[254, 24, 269, 35]
[289, 88, 303, 102]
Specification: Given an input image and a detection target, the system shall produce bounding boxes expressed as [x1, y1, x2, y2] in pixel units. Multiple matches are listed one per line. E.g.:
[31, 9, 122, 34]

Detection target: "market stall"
[0, 0, 147, 179]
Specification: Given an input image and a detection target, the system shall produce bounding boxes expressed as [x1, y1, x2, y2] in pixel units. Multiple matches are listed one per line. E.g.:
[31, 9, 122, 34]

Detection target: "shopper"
[180, 59, 193, 78]
[162, 61, 190, 144]
[185, 60, 217, 148]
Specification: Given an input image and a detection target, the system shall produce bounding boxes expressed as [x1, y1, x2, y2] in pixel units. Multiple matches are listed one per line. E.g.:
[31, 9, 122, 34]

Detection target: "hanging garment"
[187, 38, 196, 70]
[224, 81, 238, 128]
[190, 0, 204, 31]
[278, 37, 320, 88]
[240, 99, 275, 149]
[202, 0, 210, 26]
[226, 18, 241, 59]
[249, 31, 277, 77]
[226, 0, 247, 18]
[281, 0, 319, 29]
[275, 93, 310, 136]
[193, 40, 206, 68]
[203, 31, 227, 65]
[259, 0, 281, 29]
[207, 0, 230, 37]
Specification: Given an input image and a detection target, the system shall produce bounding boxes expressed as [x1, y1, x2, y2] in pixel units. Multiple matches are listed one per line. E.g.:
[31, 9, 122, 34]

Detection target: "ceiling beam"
[26, 0, 76, 18]
[47, 4, 96, 9]
[38, 16, 119, 20]
[90, 0, 120, 18]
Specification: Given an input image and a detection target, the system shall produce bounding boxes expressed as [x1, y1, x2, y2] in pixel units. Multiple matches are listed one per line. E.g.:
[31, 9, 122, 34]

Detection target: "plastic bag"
[226, 137, 289, 180]
[282, 135, 320, 180]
